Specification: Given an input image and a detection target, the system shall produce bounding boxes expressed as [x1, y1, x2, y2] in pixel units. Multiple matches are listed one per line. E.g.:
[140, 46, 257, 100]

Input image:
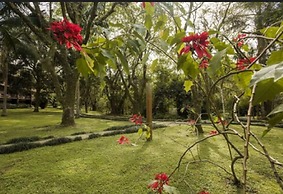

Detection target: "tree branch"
[83, 2, 98, 44]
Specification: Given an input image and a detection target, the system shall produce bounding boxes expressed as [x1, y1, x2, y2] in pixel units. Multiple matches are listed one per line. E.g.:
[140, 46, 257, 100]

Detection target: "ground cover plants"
[0, 108, 283, 193]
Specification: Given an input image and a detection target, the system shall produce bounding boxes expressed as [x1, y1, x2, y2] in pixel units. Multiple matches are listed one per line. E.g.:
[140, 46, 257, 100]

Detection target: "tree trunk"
[255, 4, 270, 119]
[1, 48, 8, 117]
[33, 86, 41, 112]
[75, 78, 80, 118]
[60, 74, 77, 126]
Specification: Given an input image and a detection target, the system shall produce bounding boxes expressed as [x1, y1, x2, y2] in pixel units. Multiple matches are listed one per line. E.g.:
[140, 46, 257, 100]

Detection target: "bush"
[44, 137, 73, 146]
[74, 137, 82, 141]
[88, 134, 101, 139]
[0, 142, 42, 154]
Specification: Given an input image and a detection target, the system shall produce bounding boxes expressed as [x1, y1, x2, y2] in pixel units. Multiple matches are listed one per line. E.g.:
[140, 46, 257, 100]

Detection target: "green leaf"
[161, 28, 170, 41]
[253, 78, 283, 105]
[127, 39, 140, 54]
[266, 110, 283, 133]
[154, 15, 167, 32]
[266, 104, 283, 132]
[146, 131, 151, 139]
[163, 185, 180, 194]
[233, 71, 253, 90]
[250, 61, 283, 86]
[266, 50, 283, 66]
[144, 2, 155, 15]
[262, 129, 271, 138]
[183, 80, 193, 93]
[260, 26, 283, 39]
[213, 41, 228, 51]
[141, 52, 150, 65]
[177, 52, 199, 79]
[150, 59, 158, 72]
[133, 24, 147, 37]
[207, 48, 227, 77]
[174, 16, 182, 29]
[210, 37, 220, 44]
[169, 31, 185, 46]
[208, 29, 219, 35]
[138, 128, 143, 136]
[145, 14, 153, 30]
[186, 19, 194, 28]
[115, 49, 129, 75]
[76, 57, 94, 78]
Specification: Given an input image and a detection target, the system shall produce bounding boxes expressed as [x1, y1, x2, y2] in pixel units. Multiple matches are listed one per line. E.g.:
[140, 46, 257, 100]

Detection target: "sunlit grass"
[0, 108, 130, 144]
[0, 108, 282, 193]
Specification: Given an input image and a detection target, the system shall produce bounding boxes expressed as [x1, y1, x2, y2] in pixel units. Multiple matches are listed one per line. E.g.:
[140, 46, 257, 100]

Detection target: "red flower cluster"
[129, 114, 143, 125]
[236, 57, 256, 70]
[209, 130, 218, 135]
[142, 2, 154, 8]
[233, 33, 247, 47]
[180, 32, 212, 59]
[117, 135, 130, 144]
[48, 18, 83, 51]
[148, 173, 169, 194]
[199, 59, 209, 69]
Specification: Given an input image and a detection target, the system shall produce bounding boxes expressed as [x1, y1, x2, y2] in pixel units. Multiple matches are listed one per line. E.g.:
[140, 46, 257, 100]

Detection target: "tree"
[5, 2, 127, 126]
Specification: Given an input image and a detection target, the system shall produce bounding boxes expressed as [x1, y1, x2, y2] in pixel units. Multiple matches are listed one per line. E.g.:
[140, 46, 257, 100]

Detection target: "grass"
[0, 108, 283, 193]
[0, 108, 130, 144]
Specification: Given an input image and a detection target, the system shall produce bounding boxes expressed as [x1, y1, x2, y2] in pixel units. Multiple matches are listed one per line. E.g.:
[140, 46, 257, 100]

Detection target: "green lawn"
[0, 108, 283, 193]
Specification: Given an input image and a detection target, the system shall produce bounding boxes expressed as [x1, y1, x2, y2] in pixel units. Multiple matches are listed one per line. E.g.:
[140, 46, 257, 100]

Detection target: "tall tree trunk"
[75, 77, 80, 118]
[255, 3, 270, 119]
[61, 75, 77, 126]
[1, 48, 8, 117]
[33, 85, 41, 112]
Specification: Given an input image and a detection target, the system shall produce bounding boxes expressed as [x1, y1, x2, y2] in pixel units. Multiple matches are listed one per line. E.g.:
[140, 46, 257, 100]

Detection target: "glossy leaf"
[266, 50, 283, 66]
[252, 78, 283, 105]
[266, 112, 283, 134]
[233, 71, 253, 90]
[207, 48, 227, 77]
[160, 28, 169, 41]
[184, 80, 193, 93]
[177, 52, 199, 79]
[263, 104, 283, 136]
[76, 57, 94, 78]
[250, 61, 283, 86]
[163, 185, 180, 194]
[115, 49, 129, 75]
[260, 26, 283, 39]
[170, 31, 185, 46]
[145, 14, 153, 30]
[150, 59, 158, 72]
[144, 2, 155, 15]
[138, 128, 143, 136]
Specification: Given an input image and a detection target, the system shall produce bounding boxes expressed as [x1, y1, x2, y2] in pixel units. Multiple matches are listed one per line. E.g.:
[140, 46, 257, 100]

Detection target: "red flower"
[233, 33, 247, 47]
[198, 190, 210, 194]
[148, 173, 169, 194]
[117, 135, 130, 144]
[181, 32, 211, 59]
[129, 114, 143, 125]
[199, 59, 209, 69]
[179, 45, 191, 56]
[209, 130, 218, 135]
[236, 57, 256, 70]
[142, 2, 154, 8]
[48, 18, 83, 51]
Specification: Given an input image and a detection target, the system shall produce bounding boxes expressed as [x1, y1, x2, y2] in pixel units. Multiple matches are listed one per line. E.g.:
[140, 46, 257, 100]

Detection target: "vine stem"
[243, 84, 256, 193]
